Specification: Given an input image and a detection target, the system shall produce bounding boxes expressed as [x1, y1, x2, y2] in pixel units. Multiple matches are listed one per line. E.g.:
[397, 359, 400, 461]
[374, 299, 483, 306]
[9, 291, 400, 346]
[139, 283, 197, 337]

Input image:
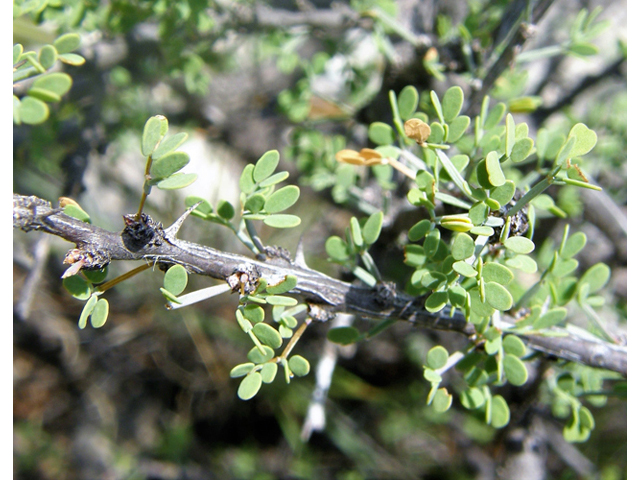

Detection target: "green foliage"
[63, 267, 112, 329]
[325, 210, 385, 286]
[160, 265, 189, 304]
[327, 326, 361, 346]
[13, 33, 85, 124]
[27, 2, 623, 464]
[140, 116, 195, 194]
[227, 274, 312, 399]
[236, 151, 302, 230]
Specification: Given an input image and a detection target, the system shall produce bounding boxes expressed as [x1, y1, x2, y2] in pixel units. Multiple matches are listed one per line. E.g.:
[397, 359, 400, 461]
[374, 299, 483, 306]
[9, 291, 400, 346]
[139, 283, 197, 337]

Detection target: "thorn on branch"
[164, 202, 202, 240]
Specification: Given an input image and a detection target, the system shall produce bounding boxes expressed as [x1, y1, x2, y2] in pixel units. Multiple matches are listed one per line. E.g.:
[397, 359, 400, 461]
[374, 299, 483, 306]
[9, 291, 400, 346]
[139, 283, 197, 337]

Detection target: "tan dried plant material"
[336, 148, 384, 166]
[404, 118, 431, 145]
[58, 197, 81, 208]
[336, 147, 416, 180]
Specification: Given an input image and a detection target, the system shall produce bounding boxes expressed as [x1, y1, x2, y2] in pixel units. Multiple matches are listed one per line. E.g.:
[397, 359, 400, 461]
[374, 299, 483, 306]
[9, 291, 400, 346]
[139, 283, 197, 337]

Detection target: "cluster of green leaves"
[516, 7, 609, 65]
[422, 338, 529, 428]
[15, 0, 223, 97]
[230, 275, 311, 400]
[550, 364, 624, 443]
[62, 116, 197, 328]
[13, 33, 85, 125]
[316, 82, 615, 441]
[325, 210, 384, 287]
[238, 151, 301, 229]
[63, 266, 110, 329]
[186, 150, 301, 256]
[286, 129, 396, 214]
[140, 115, 196, 193]
[516, 225, 613, 340]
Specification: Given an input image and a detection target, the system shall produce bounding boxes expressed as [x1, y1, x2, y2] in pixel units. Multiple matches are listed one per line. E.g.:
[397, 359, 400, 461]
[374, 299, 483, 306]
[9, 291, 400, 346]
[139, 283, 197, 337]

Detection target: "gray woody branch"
[13, 194, 626, 376]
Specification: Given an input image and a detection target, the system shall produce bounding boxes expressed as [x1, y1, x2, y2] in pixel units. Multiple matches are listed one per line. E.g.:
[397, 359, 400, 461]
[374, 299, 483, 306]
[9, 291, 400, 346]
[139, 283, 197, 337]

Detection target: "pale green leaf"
[264, 185, 300, 213]
[238, 372, 262, 400]
[252, 323, 283, 349]
[163, 265, 188, 295]
[54, 33, 81, 54]
[289, 355, 310, 376]
[368, 122, 395, 145]
[19, 96, 49, 124]
[427, 346, 449, 370]
[141, 115, 167, 156]
[152, 132, 189, 160]
[442, 86, 464, 122]
[156, 173, 197, 190]
[150, 152, 190, 179]
[504, 236, 535, 254]
[263, 214, 301, 228]
[253, 150, 280, 183]
[230, 363, 255, 378]
[90, 298, 109, 328]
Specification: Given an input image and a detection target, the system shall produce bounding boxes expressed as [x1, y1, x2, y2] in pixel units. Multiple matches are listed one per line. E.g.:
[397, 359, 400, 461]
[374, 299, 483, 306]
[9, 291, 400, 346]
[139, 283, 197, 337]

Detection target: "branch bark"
[13, 193, 627, 376]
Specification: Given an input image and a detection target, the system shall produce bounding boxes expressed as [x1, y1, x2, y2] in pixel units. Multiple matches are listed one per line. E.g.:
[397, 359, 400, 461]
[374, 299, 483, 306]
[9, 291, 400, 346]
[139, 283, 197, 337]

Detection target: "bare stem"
[386, 157, 416, 180]
[96, 264, 152, 293]
[279, 317, 312, 361]
[136, 156, 153, 219]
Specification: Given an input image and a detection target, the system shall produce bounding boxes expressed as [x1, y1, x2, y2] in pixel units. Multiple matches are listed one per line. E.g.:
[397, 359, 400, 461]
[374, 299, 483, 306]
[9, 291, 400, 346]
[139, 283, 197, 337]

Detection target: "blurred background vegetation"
[13, 0, 626, 479]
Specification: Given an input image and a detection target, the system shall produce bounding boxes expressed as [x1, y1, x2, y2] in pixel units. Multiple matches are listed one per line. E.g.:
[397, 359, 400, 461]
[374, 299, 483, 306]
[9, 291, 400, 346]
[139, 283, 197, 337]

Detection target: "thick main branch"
[13, 194, 626, 376]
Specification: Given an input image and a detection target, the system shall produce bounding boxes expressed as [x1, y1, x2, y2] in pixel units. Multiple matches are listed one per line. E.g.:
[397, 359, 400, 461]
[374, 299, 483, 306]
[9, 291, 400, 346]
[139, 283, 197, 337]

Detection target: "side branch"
[13, 194, 626, 375]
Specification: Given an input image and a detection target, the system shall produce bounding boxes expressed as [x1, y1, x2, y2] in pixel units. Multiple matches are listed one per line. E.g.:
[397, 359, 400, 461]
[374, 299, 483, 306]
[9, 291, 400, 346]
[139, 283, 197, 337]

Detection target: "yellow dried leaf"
[336, 149, 365, 165]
